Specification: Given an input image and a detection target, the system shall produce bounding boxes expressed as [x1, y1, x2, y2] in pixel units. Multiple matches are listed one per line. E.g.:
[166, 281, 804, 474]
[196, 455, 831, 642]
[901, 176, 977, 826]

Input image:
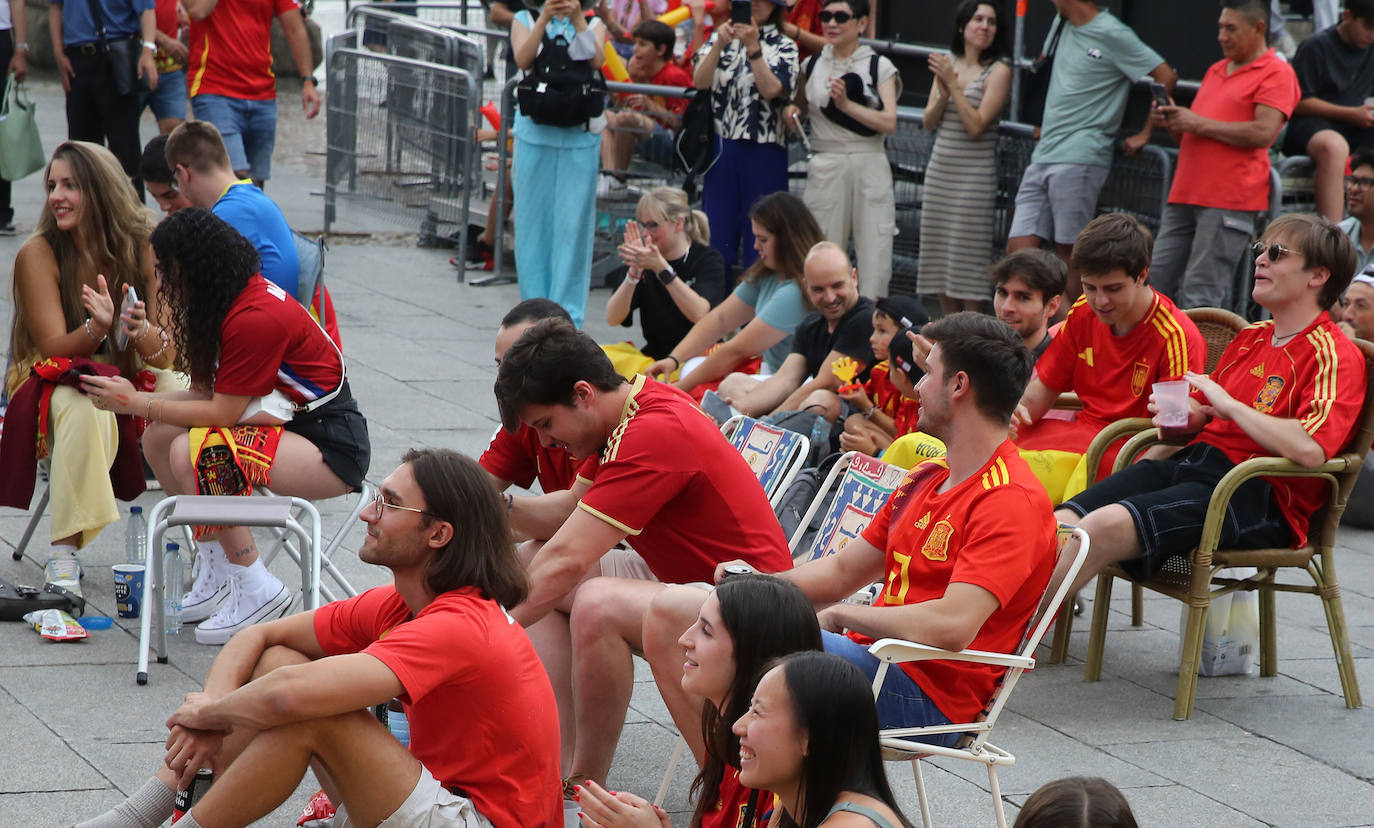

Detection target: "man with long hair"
[73, 450, 562, 828]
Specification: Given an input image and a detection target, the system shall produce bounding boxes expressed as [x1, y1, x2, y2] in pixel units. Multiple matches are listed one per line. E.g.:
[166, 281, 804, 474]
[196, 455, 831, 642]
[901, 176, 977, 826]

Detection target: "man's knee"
[569, 578, 663, 651]
[1308, 130, 1350, 162]
[516, 539, 543, 566]
[800, 389, 841, 420]
[644, 585, 707, 651]
[717, 372, 754, 399]
[250, 644, 313, 680]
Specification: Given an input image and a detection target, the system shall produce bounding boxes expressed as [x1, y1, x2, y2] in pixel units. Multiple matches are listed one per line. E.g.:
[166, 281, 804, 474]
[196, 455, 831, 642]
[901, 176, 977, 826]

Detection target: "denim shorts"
[141, 68, 188, 122]
[635, 123, 675, 167]
[822, 630, 961, 747]
[191, 93, 278, 180]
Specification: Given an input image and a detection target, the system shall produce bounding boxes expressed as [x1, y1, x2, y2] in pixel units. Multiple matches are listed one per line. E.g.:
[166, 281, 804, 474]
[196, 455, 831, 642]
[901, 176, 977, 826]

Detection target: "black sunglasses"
[1251, 241, 1293, 262]
[818, 10, 854, 23]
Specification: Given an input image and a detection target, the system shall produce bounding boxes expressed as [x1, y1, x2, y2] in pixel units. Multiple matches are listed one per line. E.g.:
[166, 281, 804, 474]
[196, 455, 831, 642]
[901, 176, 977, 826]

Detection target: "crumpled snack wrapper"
[22, 609, 89, 641]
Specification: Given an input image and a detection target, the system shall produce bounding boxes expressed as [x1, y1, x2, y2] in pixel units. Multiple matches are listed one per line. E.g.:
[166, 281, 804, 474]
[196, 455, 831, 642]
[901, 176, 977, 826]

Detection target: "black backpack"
[674, 88, 717, 199]
[773, 452, 843, 554]
[516, 28, 607, 127]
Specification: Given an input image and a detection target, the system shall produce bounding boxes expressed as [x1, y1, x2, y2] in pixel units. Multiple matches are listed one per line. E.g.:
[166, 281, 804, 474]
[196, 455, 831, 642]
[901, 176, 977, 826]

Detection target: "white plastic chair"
[867, 525, 1091, 828]
[720, 415, 810, 506]
[258, 482, 375, 605]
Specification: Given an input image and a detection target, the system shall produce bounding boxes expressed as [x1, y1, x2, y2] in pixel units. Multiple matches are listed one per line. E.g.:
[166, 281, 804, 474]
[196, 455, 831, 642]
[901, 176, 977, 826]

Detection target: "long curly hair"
[149, 207, 261, 390]
[10, 142, 156, 379]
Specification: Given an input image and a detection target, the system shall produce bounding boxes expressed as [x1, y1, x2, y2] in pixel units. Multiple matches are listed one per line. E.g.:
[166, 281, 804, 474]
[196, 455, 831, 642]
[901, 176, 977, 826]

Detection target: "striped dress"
[918, 63, 998, 301]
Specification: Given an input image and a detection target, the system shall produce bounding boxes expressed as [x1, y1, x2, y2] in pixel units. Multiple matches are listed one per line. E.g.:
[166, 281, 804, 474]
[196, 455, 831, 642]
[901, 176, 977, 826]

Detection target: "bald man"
[714, 241, 877, 418]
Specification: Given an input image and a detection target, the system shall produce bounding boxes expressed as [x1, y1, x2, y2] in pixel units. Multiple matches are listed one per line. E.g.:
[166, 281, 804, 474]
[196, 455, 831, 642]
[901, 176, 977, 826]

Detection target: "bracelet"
[666, 354, 681, 370]
[747, 49, 763, 61]
[142, 40, 157, 52]
[862, 406, 877, 420]
[143, 327, 170, 362]
[83, 318, 106, 344]
[136, 321, 154, 343]
[145, 398, 155, 423]
[503, 492, 515, 515]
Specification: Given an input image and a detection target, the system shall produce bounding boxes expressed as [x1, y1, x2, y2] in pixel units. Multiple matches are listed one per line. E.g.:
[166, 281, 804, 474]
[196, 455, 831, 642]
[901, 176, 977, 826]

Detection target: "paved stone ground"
[1, 6, 1372, 824]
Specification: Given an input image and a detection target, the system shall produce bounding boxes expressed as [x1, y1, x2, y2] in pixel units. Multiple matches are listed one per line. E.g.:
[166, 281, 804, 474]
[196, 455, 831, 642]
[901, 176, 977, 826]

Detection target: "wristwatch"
[656, 265, 678, 285]
[302, 75, 319, 85]
[14, 42, 29, 52]
[142, 40, 157, 51]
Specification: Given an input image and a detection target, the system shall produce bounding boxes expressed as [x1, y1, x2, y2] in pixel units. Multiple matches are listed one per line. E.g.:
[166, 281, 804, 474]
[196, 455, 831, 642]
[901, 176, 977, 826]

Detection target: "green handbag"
[0, 74, 44, 182]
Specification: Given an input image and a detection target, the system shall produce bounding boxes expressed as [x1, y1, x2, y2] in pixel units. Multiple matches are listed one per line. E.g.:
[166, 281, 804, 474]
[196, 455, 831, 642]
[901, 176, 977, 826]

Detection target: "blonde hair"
[637, 187, 710, 246]
[11, 142, 156, 381]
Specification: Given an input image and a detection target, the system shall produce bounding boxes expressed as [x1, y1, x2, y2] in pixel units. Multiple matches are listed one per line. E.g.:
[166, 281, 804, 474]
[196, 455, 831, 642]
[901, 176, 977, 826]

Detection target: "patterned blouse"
[700, 25, 798, 146]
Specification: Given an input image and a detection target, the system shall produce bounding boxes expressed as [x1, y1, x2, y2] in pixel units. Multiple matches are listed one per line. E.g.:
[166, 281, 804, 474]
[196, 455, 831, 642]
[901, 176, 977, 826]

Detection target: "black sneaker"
[0, 222, 16, 236]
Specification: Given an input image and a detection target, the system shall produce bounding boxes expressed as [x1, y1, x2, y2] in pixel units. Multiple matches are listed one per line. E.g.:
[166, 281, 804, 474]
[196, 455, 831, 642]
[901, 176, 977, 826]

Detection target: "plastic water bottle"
[125, 506, 146, 565]
[388, 701, 411, 747]
[164, 542, 183, 635]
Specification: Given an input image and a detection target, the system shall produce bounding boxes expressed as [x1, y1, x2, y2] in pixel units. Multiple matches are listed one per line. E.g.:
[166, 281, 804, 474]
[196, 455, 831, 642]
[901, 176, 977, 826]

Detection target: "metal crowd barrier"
[325, 46, 481, 275]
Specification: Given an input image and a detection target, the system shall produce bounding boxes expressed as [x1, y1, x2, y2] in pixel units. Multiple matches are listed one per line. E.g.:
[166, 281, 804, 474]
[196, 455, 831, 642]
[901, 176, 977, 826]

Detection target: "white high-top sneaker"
[181, 547, 232, 624]
[193, 560, 290, 645]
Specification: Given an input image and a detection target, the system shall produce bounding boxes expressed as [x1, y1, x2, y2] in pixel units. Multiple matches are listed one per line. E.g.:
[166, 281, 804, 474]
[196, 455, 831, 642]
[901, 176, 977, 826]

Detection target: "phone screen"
[1150, 82, 1170, 108]
[731, 1, 751, 25]
[113, 285, 139, 350]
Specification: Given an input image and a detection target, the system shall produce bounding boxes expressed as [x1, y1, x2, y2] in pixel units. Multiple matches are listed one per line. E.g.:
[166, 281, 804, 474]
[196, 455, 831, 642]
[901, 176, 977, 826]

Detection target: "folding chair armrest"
[867, 638, 1034, 671]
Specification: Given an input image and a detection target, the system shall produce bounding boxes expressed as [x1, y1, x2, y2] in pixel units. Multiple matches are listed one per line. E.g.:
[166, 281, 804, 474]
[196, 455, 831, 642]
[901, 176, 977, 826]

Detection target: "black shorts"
[1061, 443, 1291, 580]
[284, 382, 371, 491]
[1283, 115, 1374, 157]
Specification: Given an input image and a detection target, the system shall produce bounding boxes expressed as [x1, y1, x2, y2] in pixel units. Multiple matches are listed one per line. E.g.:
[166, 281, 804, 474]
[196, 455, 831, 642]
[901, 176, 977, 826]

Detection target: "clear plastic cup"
[1153, 380, 1191, 432]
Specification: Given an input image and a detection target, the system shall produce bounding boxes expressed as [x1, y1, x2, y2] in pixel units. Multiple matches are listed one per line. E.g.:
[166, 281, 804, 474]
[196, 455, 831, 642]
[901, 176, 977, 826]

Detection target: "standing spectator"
[511, 0, 607, 328]
[183, 0, 320, 189]
[779, 0, 876, 55]
[1338, 150, 1374, 273]
[600, 20, 693, 192]
[1151, 0, 1299, 311]
[140, 0, 188, 135]
[1283, 0, 1374, 222]
[992, 249, 1066, 360]
[917, 0, 1010, 314]
[694, 0, 798, 271]
[598, 0, 667, 57]
[605, 187, 729, 373]
[0, 0, 28, 233]
[785, 0, 900, 300]
[1006, 0, 1175, 306]
[48, 0, 158, 191]
[645, 192, 822, 395]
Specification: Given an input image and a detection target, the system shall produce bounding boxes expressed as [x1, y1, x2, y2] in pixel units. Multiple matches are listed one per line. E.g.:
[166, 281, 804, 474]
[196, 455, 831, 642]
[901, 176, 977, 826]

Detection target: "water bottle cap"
[166, 542, 179, 551]
[131, 506, 143, 514]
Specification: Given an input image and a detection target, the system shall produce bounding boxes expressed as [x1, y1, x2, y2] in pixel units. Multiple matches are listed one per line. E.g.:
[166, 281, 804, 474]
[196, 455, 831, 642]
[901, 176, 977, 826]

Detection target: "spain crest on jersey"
[1131, 361, 1150, 397]
[1254, 375, 1284, 414]
[921, 519, 954, 561]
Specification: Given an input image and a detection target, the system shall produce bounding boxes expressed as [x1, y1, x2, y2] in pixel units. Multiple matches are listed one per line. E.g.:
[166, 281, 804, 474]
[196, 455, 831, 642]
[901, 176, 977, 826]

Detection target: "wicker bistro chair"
[870, 525, 1090, 828]
[1047, 307, 1250, 663]
[1081, 338, 1374, 720]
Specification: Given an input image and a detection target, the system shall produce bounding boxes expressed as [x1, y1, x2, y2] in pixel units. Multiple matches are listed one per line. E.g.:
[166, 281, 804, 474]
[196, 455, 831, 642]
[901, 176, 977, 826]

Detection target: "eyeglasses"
[639, 220, 660, 232]
[1346, 175, 1374, 191]
[1251, 241, 1293, 262]
[818, 10, 853, 23]
[371, 491, 429, 517]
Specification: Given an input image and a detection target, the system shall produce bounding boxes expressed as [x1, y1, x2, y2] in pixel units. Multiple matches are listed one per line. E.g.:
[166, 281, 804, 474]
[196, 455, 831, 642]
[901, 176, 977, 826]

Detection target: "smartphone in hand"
[113, 284, 139, 350]
[1149, 81, 1170, 109]
[731, 1, 751, 26]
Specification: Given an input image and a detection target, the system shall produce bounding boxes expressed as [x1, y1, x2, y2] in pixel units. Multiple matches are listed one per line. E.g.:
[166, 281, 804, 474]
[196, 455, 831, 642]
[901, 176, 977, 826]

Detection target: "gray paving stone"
[0, 696, 108, 794]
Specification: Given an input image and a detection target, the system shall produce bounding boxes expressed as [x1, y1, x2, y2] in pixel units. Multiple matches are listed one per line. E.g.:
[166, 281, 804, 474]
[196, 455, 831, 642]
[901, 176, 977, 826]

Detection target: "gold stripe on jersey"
[577, 501, 643, 535]
[603, 375, 647, 463]
[1149, 301, 1192, 376]
[980, 456, 1010, 490]
[1301, 327, 1340, 434]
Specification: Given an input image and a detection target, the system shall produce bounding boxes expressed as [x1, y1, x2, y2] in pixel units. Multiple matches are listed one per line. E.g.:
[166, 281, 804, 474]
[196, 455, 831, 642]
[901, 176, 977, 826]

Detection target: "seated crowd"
[15, 2, 1374, 827]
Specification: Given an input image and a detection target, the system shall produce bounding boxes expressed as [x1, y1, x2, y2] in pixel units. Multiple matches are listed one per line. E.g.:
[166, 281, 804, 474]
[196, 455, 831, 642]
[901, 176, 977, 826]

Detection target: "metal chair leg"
[13, 486, 50, 561]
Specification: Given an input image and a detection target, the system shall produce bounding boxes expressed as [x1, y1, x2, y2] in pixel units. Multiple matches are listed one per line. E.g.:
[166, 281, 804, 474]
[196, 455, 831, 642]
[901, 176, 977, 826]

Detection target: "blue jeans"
[822, 630, 962, 748]
[191, 94, 278, 180]
[141, 68, 188, 122]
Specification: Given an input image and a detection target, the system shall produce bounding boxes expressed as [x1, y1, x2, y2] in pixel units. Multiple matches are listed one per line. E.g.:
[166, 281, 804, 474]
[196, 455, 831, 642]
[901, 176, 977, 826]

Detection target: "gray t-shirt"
[1338, 216, 1374, 274]
[1033, 10, 1164, 168]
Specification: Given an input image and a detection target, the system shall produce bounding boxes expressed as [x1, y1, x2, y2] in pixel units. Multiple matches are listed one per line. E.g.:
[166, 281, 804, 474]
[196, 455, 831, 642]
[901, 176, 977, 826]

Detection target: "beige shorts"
[597, 546, 659, 581]
[333, 765, 495, 828]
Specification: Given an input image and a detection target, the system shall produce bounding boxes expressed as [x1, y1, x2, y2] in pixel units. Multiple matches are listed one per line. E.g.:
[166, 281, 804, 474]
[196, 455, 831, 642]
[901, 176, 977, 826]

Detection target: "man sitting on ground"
[713, 242, 875, 420]
[1057, 213, 1367, 596]
[74, 450, 562, 828]
[141, 134, 193, 216]
[600, 19, 693, 194]
[494, 319, 792, 787]
[1013, 213, 1205, 504]
[992, 248, 1066, 362]
[650, 312, 1057, 749]
[480, 298, 583, 494]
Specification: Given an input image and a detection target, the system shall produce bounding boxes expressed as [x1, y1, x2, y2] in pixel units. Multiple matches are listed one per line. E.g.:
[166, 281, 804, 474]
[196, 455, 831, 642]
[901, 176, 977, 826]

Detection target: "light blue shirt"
[731, 275, 807, 372]
[49, 0, 154, 46]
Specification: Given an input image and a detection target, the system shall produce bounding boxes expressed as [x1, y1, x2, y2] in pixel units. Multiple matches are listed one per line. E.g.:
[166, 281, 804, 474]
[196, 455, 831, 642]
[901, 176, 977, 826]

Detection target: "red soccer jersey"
[1195, 315, 1366, 543]
[314, 587, 563, 828]
[618, 60, 694, 116]
[700, 766, 773, 828]
[479, 424, 581, 493]
[853, 442, 1057, 724]
[188, 0, 298, 100]
[1021, 291, 1205, 453]
[577, 376, 793, 583]
[863, 362, 921, 437]
[213, 276, 342, 404]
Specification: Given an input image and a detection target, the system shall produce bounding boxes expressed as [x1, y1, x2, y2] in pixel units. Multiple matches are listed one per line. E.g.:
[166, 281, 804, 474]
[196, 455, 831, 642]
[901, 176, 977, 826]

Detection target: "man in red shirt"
[183, 0, 320, 188]
[601, 19, 693, 186]
[1059, 213, 1366, 593]
[710, 312, 1058, 738]
[479, 299, 583, 494]
[72, 451, 562, 828]
[493, 319, 792, 787]
[1149, 0, 1300, 310]
[1013, 213, 1205, 503]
